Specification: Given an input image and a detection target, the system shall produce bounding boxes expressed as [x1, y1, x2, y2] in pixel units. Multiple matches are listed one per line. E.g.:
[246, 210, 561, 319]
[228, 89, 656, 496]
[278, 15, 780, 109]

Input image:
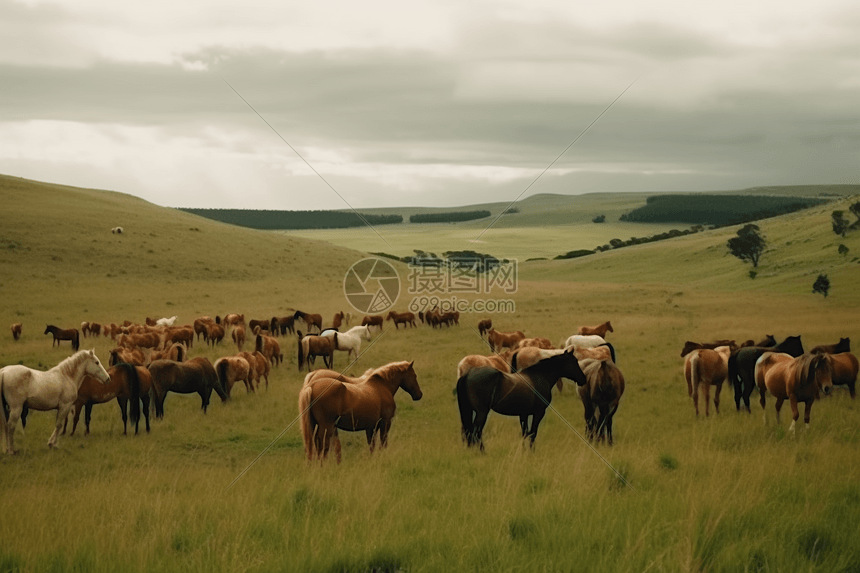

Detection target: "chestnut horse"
[0, 350, 110, 453]
[109, 346, 146, 367]
[232, 325, 246, 351]
[215, 356, 253, 396]
[293, 310, 323, 333]
[332, 311, 345, 330]
[577, 321, 613, 338]
[148, 357, 227, 418]
[386, 311, 416, 329]
[829, 352, 858, 398]
[361, 315, 384, 331]
[456, 349, 586, 451]
[515, 337, 554, 350]
[577, 359, 625, 445]
[255, 333, 282, 367]
[456, 352, 512, 380]
[299, 361, 422, 462]
[44, 324, 80, 351]
[487, 328, 525, 352]
[240, 351, 271, 391]
[270, 316, 296, 336]
[728, 335, 804, 412]
[10, 323, 22, 341]
[755, 352, 833, 434]
[63, 362, 152, 436]
[478, 318, 492, 338]
[297, 331, 337, 371]
[684, 346, 731, 417]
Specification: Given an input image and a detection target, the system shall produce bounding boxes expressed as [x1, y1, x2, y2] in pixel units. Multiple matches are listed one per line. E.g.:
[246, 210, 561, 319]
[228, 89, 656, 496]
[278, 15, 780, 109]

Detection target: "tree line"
[620, 194, 827, 226]
[178, 209, 403, 230]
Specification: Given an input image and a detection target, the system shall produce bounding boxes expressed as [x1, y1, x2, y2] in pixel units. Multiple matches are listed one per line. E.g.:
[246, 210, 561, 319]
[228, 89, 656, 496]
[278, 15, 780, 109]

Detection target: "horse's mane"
[371, 360, 412, 380]
[56, 350, 92, 377]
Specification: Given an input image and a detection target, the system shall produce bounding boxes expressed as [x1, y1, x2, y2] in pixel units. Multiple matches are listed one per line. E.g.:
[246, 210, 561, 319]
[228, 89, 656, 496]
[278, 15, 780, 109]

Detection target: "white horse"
[111, 226, 124, 234]
[0, 349, 110, 453]
[563, 334, 606, 349]
[156, 315, 178, 327]
[321, 325, 372, 362]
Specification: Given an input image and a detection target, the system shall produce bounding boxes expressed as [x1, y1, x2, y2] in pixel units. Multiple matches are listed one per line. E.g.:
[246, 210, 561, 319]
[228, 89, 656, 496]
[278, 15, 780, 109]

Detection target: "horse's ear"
[408, 360, 414, 368]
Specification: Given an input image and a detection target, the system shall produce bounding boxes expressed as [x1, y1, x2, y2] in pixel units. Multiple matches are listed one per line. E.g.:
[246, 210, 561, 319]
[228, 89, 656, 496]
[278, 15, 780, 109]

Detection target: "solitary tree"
[839, 244, 850, 256]
[812, 274, 830, 298]
[592, 214, 606, 223]
[832, 210, 851, 237]
[727, 224, 766, 269]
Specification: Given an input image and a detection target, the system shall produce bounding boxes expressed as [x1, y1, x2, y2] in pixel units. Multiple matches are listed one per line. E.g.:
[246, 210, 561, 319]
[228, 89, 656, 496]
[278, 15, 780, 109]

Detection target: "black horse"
[456, 349, 587, 451]
[728, 335, 804, 412]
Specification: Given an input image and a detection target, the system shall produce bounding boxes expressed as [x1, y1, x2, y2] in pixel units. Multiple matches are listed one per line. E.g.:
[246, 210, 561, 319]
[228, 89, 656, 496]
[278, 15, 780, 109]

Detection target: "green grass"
[2, 175, 860, 572]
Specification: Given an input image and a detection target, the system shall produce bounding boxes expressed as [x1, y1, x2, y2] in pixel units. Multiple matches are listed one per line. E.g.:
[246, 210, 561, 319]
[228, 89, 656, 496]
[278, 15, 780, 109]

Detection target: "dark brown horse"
[478, 318, 492, 338]
[577, 359, 625, 445]
[829, 352, 858, 398]
[44, 324, 80, 351]
[811, 338, 850, 355]
[456, 349, 586, 451]
[386, 311, 416, 329]
[361, 315, 384, 331]
[63, 362, 152, 436]
[299, 361, 422, 463]
[270, 315, 296, 336]
[297, 331, 337, 371]
[293, 310, 323, 333]
[10, 323, 22, 341]
[332, 311, 345, 330]
[148, 357, 227, 418]
[728, 335, 804, 412]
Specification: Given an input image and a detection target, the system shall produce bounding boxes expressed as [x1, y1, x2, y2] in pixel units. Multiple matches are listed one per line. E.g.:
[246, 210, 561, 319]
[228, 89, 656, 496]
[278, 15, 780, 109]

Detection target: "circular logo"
[343, 258, 401, 314]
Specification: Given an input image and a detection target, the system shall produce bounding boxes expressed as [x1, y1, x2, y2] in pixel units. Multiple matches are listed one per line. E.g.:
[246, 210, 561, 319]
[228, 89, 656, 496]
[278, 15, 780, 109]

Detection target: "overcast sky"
[1, 0, 858, 210]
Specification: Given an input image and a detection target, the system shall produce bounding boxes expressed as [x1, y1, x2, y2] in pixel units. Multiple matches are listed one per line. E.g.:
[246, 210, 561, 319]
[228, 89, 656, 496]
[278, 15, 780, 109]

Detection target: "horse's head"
[562, 348, 588, 386]
[799, 353, 833, 396]
[84, 349, 111, 384]
[362, 326, 372, 341]
[400, 361, 422, 401]
[781, 335, 804, 357]
[838, 338, 851, 353]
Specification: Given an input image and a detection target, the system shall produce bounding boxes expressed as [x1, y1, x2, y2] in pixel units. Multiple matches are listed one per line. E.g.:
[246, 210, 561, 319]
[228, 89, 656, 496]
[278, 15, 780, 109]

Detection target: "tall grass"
[1, 176, 859, 572]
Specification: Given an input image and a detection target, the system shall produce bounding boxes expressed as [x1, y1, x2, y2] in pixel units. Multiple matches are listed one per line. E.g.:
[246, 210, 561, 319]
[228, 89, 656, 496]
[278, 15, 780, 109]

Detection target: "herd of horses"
[682, 334, 857, 433]
[2, 313, 857, 460]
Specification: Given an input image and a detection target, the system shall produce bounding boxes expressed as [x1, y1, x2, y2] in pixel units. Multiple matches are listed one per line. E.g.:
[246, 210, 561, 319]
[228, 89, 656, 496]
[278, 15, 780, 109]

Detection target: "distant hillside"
[619, 194, 830, 226]
[178, 208, 403, 230]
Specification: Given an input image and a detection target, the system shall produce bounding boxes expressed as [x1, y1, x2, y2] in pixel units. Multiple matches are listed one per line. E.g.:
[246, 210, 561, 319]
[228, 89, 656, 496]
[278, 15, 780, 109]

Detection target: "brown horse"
[193, 317, 214, 342]
[332, 311, 345, 330]
[680, 339, 737, 357]
[163, 326, 194, 349]
[515, 337, 554, 350]
[299, 361, 422, 462]
[827, 352, 858, 398]
[255, 333, 282, 367]
[222, 313, 245, 327]
[109, 346, 147, 367]
[478, 318, 492, 338]
[149, 357, 227, 417]
[577, 321, 613, 338]
[206, 323, 225, 346]
[577, 359, 625, 445]
[487, 328, 525, 352]
[63, 362, 152, 436]
[215, 356, 253, 396]
[728, 335, 804, 412]
[44, 324, 80, 351]
[457, 349, 586, 451]
[149, 342, 187, 363]
[10, 323, 22, 341]
[297, 331, 337, 371]
[118, 332, 161, 350]
[240, 350, 271, 391]
[81, 321, 102, 338]
[684, 346, 731, 417]
[232, 325, 246, 351]
[811, 338, 851, 355]
[270, 316, 296, 336]
[361, 315, 384, 331]
[456, 353, 512, 380]
[755, 352, 833, 433]
[293, 310, 323, 333]
[386, 311, 416, 329]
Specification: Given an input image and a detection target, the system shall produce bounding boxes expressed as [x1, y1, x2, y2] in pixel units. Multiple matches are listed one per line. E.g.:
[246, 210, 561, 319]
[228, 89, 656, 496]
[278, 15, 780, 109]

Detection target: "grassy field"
[2, 174, 860, 572]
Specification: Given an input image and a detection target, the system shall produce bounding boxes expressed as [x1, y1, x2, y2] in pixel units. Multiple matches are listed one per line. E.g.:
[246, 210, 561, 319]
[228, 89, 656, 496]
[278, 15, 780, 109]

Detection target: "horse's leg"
[141, 394, 151, 434]
[788, 395, 800, 435]
[773, 397, 785, 427]
[519, 415, 529, 438]
[200, 387, 212, 414]
[472, 409, 490, 452]
[527, 409, 547, 448]
[4, 406, 22, 454]
[84, 402, 94, 436]
[69, 403, 83, 436]
[48, 403, 74, 448]
[802, 399, 813, 430]
[713, 382, 722, 415]
[379, 419, 392, 449]
[606, 405, 617, 446]
[742, 377, 754, 413]
[365, 427, 376, 452]
[117, 397, 128, 435]
[692, 383, 700, 417]
[702, 382, 711, 417]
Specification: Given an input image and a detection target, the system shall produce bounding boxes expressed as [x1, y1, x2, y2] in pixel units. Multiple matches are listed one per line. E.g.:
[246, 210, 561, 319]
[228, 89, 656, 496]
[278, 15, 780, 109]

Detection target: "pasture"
[2, 175, 860, 572]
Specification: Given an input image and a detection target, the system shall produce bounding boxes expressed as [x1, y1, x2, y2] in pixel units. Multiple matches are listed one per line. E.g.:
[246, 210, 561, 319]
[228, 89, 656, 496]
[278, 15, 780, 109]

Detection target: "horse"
[270, 316, 296, 336]
[515, 337, 554, 350]
[386, 311, 416, 329]
[206, 323, 225, 346]
[148, 357, 227, 418]
[293, 310, 323, 333]
[255, 333, 282, 367]
[332, 311, 345, 330]
[456, 349, 586, 451]
[109, 346, 147, 367]
[81, 321, 102, 338]
[156, 316, 178, 327]
[487, 328, 525, 352]
[63, 362, 152, 436]
[297, 331, 337, 371]
[299, 361, 422, 463]
[193, 317, 215, 342]
[728, 335, 804, 412]
[232, 325, 246, 351]
[441, 311, 460, 326]
[240, 350, 271, 391]
[149, 342, 187, 363]
[680, 339, 737, 357]
[811, 338, 851, 355]
[684, 346, 731, 417]
[456, 352, 512, 380]
[44, 324, 80, 351]
[828, 352, 858, 398]
[577, 359, 625, 445]
[0, 350, 110, 453]
[755, 353, 834, 434]
[478, 318, 492, 338]
[222, 313, 245, 327]
[563, 334, 606, 350]
[577, 321, 614, 338]
[10, 323, 22, 341]
[248, 319, 270, 334]
[163, 326, 194, 349]
[321, 325, 371, 362]
[215, 356, 253, 396]
[361, 315, 384, 331]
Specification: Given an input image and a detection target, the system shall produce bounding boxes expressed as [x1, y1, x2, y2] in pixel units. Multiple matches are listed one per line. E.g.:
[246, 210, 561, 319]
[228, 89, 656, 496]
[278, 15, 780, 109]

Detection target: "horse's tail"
[690, 351, 700, 398]
[298, 384, 315, 460]
[510, 350, 519, 373]
[176, 343, 185, 363]
[73, 329, 80, 351]
[216, 359, 231, 398]
[255, 334, 263, 354]
[727, 350, 739, 387]
[601, 342, 617, 364]
[297, 332, 305, 370]
[123, 363, 141, 429]
[456, 373, 474, 445]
